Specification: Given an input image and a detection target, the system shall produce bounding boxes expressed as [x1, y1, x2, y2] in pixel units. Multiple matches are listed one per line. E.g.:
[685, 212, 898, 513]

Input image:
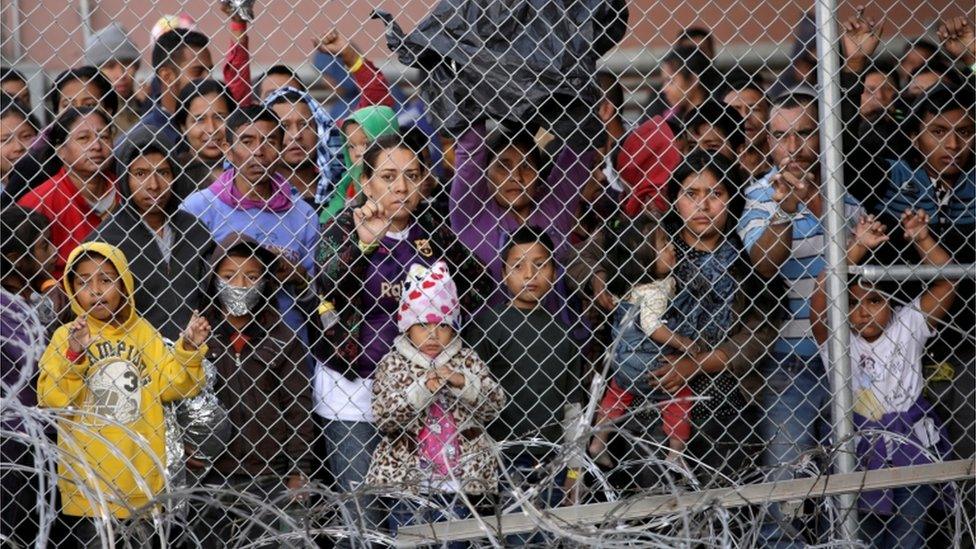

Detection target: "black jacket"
[2, 141, 61, 208]
[201, 234, 315, 478]
[87, 126, 214, 340]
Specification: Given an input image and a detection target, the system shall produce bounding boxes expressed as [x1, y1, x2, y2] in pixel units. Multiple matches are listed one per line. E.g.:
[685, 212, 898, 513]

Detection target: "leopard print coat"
[366, 336, 505, 494]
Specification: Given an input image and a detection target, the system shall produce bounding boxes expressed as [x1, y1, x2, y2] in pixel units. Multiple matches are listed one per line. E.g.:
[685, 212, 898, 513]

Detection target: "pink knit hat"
[397, 261, 461, 333]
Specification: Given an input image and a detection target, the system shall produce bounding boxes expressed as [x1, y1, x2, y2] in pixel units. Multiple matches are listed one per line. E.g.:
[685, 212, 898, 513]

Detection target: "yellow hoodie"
[37, 242, 206, 518]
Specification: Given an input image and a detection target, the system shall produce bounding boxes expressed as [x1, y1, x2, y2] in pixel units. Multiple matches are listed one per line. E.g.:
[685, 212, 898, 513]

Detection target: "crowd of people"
[0, 4, 974, 548]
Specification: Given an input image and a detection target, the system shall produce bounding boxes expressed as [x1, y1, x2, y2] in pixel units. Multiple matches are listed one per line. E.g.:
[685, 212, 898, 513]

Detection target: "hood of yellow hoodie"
[62, 242, 137, 331]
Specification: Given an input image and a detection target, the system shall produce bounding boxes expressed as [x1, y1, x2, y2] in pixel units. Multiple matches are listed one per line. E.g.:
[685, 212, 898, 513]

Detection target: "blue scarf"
[669, 236, 740, 346]
[264, 87, 346, 205]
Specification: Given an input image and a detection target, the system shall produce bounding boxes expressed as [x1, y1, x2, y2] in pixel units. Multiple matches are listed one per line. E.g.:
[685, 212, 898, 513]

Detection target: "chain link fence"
[1, 0, 974, 546]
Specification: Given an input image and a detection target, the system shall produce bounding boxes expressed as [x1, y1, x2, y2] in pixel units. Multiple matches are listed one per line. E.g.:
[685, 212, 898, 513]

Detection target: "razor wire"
[1, 0, 975, 547]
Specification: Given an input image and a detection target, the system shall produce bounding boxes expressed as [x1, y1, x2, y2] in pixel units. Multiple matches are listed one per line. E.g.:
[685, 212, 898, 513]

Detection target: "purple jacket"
[1, 290, 44, 433]
[449, 121, 593, 283]
[854, 398, 951, 514]
[358, 225, 438, 375]
[315, 205, 493, 379]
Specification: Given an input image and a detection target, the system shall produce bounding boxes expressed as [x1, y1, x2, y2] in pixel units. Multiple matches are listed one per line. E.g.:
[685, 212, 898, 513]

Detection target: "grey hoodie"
[87, 126, 215, 340]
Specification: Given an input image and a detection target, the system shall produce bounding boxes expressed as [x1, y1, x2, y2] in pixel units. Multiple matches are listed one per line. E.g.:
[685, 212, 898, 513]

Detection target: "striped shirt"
[876, 159, 975, 227]
[738, 168, 863, 358]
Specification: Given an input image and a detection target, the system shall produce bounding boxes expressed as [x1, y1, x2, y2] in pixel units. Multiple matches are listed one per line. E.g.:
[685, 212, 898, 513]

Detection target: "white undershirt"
[313, 362, 374, 422]
[310, 224, 413, 423]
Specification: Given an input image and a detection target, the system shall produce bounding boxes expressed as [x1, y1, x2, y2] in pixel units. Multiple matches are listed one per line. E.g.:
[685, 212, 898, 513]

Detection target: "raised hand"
[67, 315, 92, 354]
[938, 17, 976, 64]
[852, 214, 890, 250]
[771, 164, 811, 215]
[219, 1, 253, 24]
[182, 310, 211, 351]
[841, 7, 884, 72]
[900, 209, 932, 243]
[315, 29, 348, 56]
[354, 201, 392, 247]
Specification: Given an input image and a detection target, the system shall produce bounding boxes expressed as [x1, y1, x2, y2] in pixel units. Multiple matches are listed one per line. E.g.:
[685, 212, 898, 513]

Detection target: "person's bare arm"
[809, 273, 830, 346]
[750, 168, 809, 277]
[751, 222, 793, 278]
[649, 325, 697, 354]
[902, 210, 956, 325]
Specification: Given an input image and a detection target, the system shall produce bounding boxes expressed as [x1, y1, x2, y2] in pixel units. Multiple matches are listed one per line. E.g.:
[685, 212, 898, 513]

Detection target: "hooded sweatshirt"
[202, 235, 315, 478]
[615, 116, 682, 217]
[37, 242, 206, 518]
[181, 171, 318, 273]
[264, 86, 346, 208]
[449, 120, 593, 283]
[319, 105, 400, 223]
[1, 290, 45, 434]
[88, 126, 215, 340]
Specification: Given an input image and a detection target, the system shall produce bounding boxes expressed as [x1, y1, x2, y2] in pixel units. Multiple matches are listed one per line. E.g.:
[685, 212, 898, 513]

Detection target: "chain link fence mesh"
[1, 0, 974, 547]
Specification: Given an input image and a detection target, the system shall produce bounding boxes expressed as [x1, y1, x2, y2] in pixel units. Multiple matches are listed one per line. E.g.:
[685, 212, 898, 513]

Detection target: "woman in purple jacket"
[313, 134, 492, 543]
[449, 120, 596, 344]
[449, 121, 594, 284]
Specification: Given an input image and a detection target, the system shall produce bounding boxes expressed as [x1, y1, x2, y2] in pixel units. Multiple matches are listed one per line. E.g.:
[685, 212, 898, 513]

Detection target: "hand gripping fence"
[1, 0, 975, 547]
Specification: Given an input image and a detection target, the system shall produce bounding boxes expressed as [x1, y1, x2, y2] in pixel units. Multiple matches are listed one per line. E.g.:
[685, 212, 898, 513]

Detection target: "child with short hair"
[469, 227, 586, 453]
[37, 242, 210, 547]
[188, 234, 316, 547]
[587, 214, 698, 469]
[368, 261, 504, 540]
[811, 210, 955, 549]
[467, 226, 585, 539]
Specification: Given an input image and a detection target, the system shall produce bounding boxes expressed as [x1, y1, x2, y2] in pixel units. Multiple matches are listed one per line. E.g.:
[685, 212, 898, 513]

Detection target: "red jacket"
[223, 26, 252, 107]
[616, 116, 681, 216]
[17, 168, 116, 278]
[352, 58, 395, 109]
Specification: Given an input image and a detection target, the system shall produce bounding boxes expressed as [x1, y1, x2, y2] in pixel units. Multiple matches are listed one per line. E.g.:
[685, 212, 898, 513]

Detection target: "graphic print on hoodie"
[37, 242, 206, 518]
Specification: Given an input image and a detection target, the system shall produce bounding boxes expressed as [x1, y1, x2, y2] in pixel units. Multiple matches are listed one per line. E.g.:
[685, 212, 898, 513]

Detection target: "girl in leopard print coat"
[366, 262, 505, 500]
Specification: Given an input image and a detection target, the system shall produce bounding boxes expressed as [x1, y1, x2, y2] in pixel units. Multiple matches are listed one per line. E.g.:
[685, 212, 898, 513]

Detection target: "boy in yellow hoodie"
[37, 242, 210, 545]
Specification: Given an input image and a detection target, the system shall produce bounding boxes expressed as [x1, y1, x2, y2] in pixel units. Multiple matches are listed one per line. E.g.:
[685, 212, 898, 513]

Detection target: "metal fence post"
[813, 0, 859, 542]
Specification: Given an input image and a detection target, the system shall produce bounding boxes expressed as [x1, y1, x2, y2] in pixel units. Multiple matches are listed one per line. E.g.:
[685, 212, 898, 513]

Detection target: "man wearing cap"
[86, 23, 142, 133]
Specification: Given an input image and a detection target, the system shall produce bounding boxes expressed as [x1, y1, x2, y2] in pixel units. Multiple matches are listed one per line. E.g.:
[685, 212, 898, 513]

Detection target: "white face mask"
[216, 278, 265, 316]
[603, 154, 624, 193]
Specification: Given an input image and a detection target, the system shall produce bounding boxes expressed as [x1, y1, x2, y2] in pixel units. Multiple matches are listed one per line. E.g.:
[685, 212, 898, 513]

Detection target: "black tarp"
[373, 0, 628, 140]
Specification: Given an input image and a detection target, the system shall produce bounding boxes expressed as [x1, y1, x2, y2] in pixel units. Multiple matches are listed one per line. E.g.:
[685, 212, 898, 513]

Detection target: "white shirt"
[822, 298, 933, 418]
[313, 362, 374, 422]
[310, 226, 412, 423]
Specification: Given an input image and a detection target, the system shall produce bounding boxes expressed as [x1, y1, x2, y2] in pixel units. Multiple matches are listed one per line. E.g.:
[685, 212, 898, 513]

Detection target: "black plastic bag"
[373, 0, 628, 138]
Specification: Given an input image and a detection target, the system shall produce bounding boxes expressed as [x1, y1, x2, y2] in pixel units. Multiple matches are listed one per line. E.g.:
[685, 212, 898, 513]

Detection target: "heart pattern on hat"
[397, 261, 461, 333]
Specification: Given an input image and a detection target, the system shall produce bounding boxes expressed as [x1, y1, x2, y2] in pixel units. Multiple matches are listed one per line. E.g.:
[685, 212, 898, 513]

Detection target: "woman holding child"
[583, 150, 780, 480]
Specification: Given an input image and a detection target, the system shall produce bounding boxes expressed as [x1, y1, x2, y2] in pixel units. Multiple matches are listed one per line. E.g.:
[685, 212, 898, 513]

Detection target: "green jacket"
[319, 106, 399, 224]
